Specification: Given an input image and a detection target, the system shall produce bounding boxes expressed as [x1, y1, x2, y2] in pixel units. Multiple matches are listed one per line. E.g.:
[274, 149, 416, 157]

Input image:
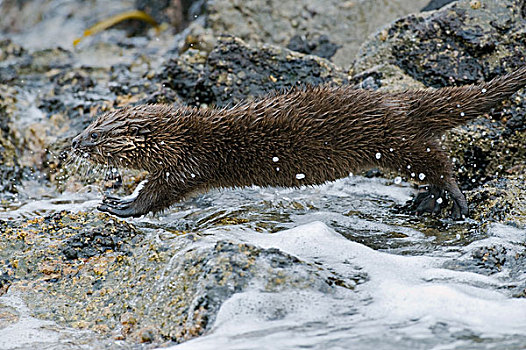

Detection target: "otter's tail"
[407, 65, 526, 134]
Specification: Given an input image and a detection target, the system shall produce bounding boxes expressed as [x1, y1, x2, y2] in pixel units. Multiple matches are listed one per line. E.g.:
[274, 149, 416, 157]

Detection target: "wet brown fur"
[72, 66, 526, 218]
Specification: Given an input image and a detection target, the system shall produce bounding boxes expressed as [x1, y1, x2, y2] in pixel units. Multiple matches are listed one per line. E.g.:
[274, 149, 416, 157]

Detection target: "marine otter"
[71, 66, 526, 219]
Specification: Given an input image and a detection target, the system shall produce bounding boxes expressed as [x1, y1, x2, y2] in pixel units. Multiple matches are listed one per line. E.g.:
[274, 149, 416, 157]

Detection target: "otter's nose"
[71, 135, 81, 149]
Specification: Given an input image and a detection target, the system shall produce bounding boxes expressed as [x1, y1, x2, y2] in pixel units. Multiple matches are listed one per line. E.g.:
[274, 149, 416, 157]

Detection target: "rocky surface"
[159, 36, 348, 108]
[203, 0, 429, 68]
[0, 211, 359, 344]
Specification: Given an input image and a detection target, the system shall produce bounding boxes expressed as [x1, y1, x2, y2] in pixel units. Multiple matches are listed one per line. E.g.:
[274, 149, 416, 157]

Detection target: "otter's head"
[72, 104, 175, 171]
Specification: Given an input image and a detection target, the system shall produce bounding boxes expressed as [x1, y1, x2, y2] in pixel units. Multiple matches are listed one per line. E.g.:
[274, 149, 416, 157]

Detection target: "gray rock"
[205, 0, 429, 68]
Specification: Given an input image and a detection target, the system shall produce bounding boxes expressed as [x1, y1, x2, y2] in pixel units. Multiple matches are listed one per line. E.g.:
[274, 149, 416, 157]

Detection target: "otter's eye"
[90, 132, 99, 140]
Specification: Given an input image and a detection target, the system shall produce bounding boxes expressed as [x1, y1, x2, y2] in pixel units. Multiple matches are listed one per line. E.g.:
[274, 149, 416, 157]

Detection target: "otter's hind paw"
[412, 185, 447, 216]
[410, 184, 468, 220]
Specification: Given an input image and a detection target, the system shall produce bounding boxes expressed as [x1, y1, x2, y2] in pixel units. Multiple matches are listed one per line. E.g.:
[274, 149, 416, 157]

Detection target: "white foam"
[167, 221, 526, 349]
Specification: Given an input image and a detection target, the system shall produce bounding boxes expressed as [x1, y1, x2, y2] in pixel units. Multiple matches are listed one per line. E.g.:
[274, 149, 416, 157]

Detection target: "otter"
[72, 66, 526, 219]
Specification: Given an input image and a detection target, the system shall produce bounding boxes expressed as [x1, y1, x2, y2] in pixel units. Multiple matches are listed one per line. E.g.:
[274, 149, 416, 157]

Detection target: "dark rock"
[0, 86, 24, 201]
[468, 177, 526, 225]
[471, 245, 507, 272]
[422, 0, 457, 11]
[159, 36, 348, 107]
[58, 211, 140, 260]
[287, 34, 341, 59]
[355, 0, 526, 88]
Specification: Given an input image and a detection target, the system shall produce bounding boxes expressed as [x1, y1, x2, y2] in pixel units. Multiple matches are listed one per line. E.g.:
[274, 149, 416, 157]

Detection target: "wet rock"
[471, 245, 507, 272]
[204, 0, 429, 67]
[0, 85, 24, 202]
[159, 36, 348, 107]
[1, 212, 359, 345]
[59, 214, 140, 260]
[444, 238, 526, 298]
[446, 89, 526, 191]
[468, 177, 526, 226]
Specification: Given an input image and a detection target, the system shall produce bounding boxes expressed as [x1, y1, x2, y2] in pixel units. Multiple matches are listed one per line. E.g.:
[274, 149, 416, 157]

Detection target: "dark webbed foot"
[411, 184, 468, 220]
[97, 175, 193, 218]
[98, 195, 148, 218]
[412, 185, 447, 216]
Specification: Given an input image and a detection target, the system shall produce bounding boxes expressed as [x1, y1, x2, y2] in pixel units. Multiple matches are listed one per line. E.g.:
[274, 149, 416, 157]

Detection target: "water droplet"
[418, 173, 426, 180]
[426, 148, 431, 152]
[411, 172, 415, 177]
[276, 167, 280, 171]
[272, 156, 279, 162]
[389, 148, 394, 152]
[296, 173, 305, 180]
[407, 165, 411, 169]
[375, 152, 382, 159]
[456, 104, 461, 108]
[349, 172, 354, 177]
[460, 112, 465, 117]
[191, 173, 196, 178]
[436, 197, 443, 204]
[481, 88, 487, 93]
[394, 176, 402, 184]
[166, 172, 170, 177]
[160, 141, 165, 145]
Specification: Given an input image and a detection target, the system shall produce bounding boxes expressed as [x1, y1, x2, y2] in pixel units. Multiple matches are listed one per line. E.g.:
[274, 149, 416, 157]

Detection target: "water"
[171, 221, 526, 350]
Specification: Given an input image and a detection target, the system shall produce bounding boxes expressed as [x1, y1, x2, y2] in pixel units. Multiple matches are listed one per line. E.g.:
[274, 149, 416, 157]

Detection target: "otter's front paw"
[98, 195, 147, 218]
